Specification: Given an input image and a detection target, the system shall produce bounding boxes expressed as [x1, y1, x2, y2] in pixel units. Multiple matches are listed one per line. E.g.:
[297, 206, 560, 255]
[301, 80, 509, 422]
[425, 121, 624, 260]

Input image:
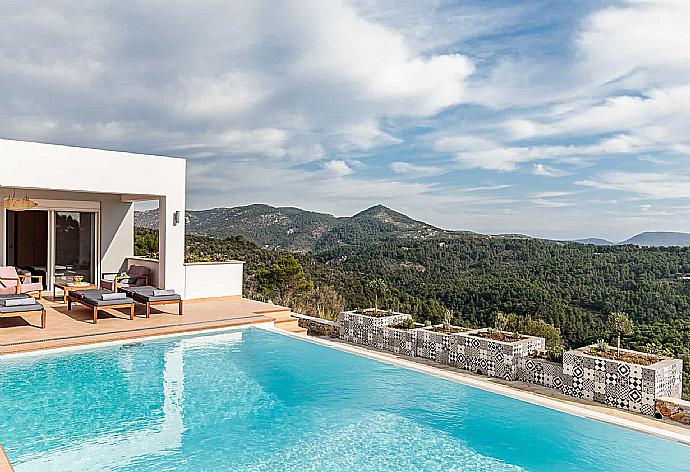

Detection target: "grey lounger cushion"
[0, 299, 43, 313]
[73, 290, 134, 307]
[153, 289, 175, 297]
[122, 286, 181, 302]
[1, 297, 38, 307]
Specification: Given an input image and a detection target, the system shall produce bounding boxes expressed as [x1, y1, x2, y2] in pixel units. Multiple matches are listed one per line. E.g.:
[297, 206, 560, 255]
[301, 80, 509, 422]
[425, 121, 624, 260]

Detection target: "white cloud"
[533, 191, 575, 199]
[322, 160, 355, 177]
[0, 0, 475, 159]
[532, 164, 567, 177]
[390, 161, 446, 177]
[576, 172, 690, 199]
[531, 198, 575, 208]
[178, 72, 270, 118]
[577, 0, 690, 86]
[333, 120, 402, 151]
[435, 137, 607, 172]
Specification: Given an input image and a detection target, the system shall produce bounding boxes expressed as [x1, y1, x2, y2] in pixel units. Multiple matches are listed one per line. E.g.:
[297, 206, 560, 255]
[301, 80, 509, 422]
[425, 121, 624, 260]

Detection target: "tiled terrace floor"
[0, 294, 290, 355]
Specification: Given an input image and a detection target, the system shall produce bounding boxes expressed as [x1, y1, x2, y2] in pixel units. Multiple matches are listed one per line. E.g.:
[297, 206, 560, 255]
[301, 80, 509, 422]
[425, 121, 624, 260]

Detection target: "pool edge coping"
[258, 325, 690, 447]
[0, 322, 275, 359]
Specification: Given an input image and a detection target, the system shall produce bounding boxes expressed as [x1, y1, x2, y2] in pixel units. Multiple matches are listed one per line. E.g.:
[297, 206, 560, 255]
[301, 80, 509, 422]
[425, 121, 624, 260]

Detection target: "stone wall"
[295, 314, 340, 338]
[655, 397, 690, 425]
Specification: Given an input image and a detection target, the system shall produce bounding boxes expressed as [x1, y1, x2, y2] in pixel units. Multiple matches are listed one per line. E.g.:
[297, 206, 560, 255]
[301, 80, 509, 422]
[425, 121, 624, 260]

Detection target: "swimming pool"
[0, 328, 688, 471]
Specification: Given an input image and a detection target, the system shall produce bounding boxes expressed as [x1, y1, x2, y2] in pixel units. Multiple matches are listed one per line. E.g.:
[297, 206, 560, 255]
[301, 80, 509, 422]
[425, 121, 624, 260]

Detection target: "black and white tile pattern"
[339, 311, 683, 417]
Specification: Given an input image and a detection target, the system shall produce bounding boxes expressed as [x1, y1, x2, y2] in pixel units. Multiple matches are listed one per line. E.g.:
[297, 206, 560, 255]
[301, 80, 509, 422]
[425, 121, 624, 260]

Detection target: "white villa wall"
[0, 189, 134, 277]
[0, 139, 186, 294]
[100, 195, 134, 275]
[184, 262, 244, 299]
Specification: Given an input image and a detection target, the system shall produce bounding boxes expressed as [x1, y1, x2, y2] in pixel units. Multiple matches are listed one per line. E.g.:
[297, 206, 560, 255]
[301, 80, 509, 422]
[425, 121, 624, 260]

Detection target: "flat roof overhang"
[0, 139, 186, 199]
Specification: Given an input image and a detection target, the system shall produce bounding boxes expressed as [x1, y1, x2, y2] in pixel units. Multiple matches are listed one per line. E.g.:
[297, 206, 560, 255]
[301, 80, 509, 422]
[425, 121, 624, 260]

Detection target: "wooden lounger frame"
[67, 295, 134, 324]
[0, 306, 46, 329]
[144, 299, 183, 318]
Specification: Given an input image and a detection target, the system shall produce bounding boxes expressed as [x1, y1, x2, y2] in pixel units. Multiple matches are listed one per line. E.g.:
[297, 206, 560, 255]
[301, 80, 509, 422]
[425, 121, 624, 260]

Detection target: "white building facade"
[0, 139, 243, 300]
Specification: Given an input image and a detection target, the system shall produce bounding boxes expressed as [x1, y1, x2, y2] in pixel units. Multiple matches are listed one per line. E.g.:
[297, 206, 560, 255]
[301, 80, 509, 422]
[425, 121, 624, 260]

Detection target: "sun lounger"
[0, 294, 46, 328]
[68, 289, 135, 324]
[120, 286, 183, 318]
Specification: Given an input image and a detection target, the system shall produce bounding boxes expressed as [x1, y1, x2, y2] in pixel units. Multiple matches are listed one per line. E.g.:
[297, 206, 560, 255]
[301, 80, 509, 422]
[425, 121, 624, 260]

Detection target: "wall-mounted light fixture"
[173, 210, 180, 226]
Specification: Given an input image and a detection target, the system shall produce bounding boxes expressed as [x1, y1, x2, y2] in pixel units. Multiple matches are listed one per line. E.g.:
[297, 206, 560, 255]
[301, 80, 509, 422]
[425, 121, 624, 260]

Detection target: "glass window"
[54, 212, 95, 284]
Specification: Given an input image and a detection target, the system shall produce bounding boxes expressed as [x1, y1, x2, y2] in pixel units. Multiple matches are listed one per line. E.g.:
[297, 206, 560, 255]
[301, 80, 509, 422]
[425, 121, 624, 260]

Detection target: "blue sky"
[2, 0, 690, 240]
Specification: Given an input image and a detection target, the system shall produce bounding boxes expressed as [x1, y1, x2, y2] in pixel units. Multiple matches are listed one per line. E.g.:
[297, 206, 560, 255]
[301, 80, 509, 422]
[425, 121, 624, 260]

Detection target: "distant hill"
[135, 204, 445, 253]
[620, 232, 690, 247]
[572, 232, 690, 247]
[137, 205, 690, 250]
[573, 238, 614, 246]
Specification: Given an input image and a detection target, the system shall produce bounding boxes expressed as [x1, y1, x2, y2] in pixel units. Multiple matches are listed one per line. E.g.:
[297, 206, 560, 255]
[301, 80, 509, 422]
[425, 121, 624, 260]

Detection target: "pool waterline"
[0, 325, 689, 472]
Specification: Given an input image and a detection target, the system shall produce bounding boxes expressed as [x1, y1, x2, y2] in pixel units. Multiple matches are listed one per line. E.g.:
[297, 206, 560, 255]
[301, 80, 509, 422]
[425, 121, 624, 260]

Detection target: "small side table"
[53, 282, 99, 303]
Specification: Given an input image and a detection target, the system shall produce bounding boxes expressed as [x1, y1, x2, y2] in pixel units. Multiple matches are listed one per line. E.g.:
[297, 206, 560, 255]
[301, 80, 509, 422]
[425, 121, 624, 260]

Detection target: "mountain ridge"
[135, 204, 445, 252]
[135, 204, 690, 251]
[573, 231, 690, 247]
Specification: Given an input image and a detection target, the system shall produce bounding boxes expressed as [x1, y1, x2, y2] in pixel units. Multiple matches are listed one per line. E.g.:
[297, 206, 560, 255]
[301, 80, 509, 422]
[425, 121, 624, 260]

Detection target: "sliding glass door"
[53, 211, 96, 285]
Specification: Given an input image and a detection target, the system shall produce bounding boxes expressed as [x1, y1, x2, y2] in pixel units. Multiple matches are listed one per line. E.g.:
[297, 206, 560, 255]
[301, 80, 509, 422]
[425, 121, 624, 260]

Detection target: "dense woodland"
[135, 227, 690, 398]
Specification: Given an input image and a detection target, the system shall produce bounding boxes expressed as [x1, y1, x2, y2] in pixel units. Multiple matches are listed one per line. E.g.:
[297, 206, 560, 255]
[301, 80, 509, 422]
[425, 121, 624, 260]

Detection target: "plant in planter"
[367, 278, 388, 312]
[528, 344, 564, 363]
[607, 311, 634, 357]
[546, 344, 564, 363]
[474, 328, 525, 342]
[390, 318, 417, 330]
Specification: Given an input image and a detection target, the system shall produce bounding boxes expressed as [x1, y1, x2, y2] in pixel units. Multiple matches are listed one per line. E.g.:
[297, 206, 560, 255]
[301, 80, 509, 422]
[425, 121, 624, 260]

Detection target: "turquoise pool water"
[0, 328, 688, 471]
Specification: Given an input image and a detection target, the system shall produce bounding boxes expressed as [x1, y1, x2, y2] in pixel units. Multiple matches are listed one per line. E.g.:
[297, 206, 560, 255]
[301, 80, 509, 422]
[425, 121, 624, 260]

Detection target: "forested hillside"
[135, 207, 690, 398]
[136, 204, 451, 253]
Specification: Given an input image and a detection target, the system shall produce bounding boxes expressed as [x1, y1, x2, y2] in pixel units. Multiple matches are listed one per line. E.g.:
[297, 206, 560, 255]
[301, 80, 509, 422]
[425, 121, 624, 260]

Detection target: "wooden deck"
[0, 294, 291, 355]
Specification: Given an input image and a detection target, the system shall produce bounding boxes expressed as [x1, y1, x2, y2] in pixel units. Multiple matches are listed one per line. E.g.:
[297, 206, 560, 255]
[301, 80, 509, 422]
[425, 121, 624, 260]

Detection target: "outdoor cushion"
[0, 286, 17, 295]
[0, 303, 44, 314]
[101, 292, 127, 301]
[121, 286, 181, 302]
[75, 290, 133, 307]
[100, 280, 134, 291]
[0, 266, 19, 288]
[1, 297, 37, 307]
[153, 289, 175, 296]
[127, 265, 150, 286]
[20, 282, 43, 293]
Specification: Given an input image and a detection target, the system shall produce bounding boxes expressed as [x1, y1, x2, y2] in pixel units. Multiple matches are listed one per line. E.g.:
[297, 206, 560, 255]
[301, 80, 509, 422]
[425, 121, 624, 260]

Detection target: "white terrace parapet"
[184, 261, 244, 300]
[127, 257, 244, 300]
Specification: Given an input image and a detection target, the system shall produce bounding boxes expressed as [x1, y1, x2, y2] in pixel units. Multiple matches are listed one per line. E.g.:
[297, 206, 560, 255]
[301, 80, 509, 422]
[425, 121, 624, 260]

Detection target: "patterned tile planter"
[378, 322, 424, 356]
[415, 326, 470, 364]
[456, 329, 546, 380]
[563, 346, 683, 415]
[339, 310, 412, 348]
[516, 356, 564, 388]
